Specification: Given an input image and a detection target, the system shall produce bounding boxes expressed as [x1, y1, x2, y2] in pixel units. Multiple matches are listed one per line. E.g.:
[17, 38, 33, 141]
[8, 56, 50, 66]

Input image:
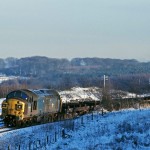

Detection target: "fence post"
[18, 144, 20, 150]
[38, 140, 41, 147]
[55, 132, 57, 142]
[62, 128, 65, 138]
[29, 142, 32, 150]
[102, 108, 104, 116]
[29, 142, 31, 150]
[72, 120, 74, 131]
[8, 145, 10, 150]
[81, 116, 83, 124]
[91, 112, 93, 120]
[47, 136, 49, 144]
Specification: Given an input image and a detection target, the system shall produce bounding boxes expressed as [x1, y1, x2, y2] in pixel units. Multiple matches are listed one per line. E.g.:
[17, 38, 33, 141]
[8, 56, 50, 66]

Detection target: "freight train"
[1, 89, 100, 127]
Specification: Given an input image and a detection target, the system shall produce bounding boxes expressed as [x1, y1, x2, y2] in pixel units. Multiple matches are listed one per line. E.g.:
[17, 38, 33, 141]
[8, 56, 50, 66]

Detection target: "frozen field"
[0, 108, 149, 150]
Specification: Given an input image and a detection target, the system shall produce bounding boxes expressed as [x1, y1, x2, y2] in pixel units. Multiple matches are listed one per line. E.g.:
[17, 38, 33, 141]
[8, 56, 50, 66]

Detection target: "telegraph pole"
[104, 75, 106, 89]
[103, 75, 108, 89]
[102, 75, 112, 111]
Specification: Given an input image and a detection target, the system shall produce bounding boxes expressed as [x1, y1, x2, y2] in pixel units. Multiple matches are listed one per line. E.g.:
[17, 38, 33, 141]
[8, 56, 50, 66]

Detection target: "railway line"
[0, 119, 16, 134]
[0, 111, 98, 134]
[0, 119, 3, 124]
[0, 126, 15, 134]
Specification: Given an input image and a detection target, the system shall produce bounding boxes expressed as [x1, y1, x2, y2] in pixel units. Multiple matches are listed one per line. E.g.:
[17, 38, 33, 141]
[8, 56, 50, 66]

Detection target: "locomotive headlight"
[16, 104, 22, 110]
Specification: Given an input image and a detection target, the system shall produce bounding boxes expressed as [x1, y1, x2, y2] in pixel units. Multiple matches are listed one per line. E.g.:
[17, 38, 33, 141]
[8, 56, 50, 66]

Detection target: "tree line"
[0, 56, 150, 97]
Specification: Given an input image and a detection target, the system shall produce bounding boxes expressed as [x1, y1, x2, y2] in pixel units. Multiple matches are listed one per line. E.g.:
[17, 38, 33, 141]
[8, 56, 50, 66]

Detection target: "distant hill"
[0, 56, 150, 93]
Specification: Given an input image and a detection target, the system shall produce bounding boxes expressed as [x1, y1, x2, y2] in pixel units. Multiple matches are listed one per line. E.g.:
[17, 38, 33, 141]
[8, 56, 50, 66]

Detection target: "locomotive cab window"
[33, 101, 37, 110]
[15, 104, 22, 110]
[7, 91, 29, 101]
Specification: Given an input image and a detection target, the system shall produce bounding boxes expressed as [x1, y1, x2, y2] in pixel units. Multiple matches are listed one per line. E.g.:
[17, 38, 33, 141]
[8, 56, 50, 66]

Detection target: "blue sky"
[0, 0, 150, 61]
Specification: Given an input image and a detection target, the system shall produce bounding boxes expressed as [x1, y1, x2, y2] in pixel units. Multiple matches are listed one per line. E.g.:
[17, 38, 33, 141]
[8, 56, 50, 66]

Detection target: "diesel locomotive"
[1, 89, 62, 127]
[1, 89, 100, 127]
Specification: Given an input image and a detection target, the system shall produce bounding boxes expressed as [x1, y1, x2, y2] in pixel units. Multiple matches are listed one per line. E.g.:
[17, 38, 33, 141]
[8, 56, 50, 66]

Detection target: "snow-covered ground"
[59, 87, 143, 102]
[0, 98, 5, 116]
[0, 109, 149, 150]
[0, 76, 19, 84]
[59, 87, 102, 102]
[0, 75, 29, 84]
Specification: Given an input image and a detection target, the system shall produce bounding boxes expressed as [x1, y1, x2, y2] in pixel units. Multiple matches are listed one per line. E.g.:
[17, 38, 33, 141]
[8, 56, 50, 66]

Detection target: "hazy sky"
[0, 0, 150, 61]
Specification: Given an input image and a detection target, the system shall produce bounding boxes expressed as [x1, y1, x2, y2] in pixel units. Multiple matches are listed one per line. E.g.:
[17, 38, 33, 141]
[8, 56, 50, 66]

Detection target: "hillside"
[0, 109, 149, 150]
[0, 57, 150, 93]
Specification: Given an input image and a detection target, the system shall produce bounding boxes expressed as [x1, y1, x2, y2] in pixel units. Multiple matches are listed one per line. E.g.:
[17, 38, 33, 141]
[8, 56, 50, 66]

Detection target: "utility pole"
[104, 75, 106, 89]
[102, 75, 112, 111]
[103, 75, 108, 89]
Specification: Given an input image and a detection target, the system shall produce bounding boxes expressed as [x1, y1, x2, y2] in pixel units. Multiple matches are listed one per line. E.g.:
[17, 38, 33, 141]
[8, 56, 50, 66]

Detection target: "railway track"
[0, 126, 16, 134]
[0, 120, 16, 134]
[0, 110, 101, 134]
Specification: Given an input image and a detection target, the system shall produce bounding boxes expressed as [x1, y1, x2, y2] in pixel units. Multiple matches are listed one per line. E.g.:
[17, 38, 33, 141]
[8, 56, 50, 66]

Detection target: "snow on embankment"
[51, 109, 150, 150]
[59, 87, 140, 103]
[0, 98, 5, 115]
[0, 109, 149, 150]
[59, 87, 101, 102]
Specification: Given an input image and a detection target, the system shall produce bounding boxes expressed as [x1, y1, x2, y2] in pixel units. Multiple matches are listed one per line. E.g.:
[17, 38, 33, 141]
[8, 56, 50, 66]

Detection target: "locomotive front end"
[3, 90, 28, 127]
[4, 99, 25, 127]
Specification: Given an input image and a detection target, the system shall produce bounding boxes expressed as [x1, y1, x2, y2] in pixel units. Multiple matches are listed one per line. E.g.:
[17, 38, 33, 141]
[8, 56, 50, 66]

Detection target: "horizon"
[1, 55, 149, 63]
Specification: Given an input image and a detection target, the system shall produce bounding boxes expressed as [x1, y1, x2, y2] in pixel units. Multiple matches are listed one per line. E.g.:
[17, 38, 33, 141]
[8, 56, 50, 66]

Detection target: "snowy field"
[0, 109, 149, 150]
